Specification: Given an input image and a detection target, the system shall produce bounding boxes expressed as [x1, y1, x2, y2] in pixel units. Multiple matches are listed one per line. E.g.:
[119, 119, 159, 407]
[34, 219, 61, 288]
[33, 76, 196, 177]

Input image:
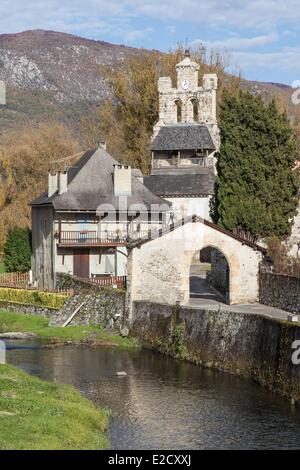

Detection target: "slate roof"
[31, 147, 171, 211]
[150, 124, 216, 151]
[144, 168, 215, 197]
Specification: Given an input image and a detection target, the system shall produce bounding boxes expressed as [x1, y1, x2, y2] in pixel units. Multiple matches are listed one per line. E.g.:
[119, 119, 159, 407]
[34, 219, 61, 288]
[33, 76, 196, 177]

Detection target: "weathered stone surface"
[120, 326, 129, 337]
[259, 272, 300, 313]
[127, 221, 263, 311]
[0, 274, 126, 329]
[49, 289, 125, 328]
[0, 300, 55, 318]
[131, 301, 300, 401]
[50, 273, 126, 327]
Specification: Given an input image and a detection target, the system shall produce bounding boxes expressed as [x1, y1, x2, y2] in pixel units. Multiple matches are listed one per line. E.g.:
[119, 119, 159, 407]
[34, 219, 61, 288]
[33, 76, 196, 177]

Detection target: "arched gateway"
[190, 246, 230, 304]
[127, 217, 265, 309]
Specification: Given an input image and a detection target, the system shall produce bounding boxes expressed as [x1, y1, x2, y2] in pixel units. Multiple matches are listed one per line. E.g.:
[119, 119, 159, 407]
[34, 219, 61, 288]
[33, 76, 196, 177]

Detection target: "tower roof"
[175, 54, 199, 70]
[150, 123, 216, 151]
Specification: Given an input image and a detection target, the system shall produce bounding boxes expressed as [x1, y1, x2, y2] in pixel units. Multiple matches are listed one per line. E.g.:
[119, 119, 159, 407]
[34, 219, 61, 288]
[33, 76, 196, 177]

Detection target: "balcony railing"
[58, 230, 150, 245]
[152, 157, 209, 168]
[89, 275, 127, 289]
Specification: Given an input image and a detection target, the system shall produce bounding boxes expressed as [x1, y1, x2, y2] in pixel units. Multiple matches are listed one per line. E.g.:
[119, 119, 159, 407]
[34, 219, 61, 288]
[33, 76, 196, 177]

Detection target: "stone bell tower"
[152, 50, 219, 149]
[143, 50, 220, 223]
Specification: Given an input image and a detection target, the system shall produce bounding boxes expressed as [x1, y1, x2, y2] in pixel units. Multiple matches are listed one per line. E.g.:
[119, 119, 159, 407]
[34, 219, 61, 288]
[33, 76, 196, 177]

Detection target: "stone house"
[30, 146, 170, 289]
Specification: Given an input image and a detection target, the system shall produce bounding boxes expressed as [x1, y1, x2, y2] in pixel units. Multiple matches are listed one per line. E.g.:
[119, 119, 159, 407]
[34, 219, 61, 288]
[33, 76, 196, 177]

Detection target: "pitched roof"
[144, 168, 215, 196]
[150, 123, 216, 151]
[129, 215, 266, 253]
[31, 147, 171, 211]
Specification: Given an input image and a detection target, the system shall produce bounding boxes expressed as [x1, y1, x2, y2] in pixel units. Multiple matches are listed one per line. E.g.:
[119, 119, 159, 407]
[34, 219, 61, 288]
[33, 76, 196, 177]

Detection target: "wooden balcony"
[57, 230, 150, 247]
[89, 275, 127, 289]
[152, 156, 209, 169]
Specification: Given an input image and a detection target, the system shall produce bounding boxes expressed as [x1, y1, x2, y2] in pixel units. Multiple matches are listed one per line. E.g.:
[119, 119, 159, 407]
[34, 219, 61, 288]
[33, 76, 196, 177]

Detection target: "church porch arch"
[127, 218, 264, 309]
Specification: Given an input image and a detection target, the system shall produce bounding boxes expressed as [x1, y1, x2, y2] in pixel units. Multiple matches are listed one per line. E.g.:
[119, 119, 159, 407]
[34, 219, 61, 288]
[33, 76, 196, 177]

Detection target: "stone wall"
[131, 301, 300, 401]
[0, 274, 126, 329]
[259, 272, 300, 313]
[128, 221, 263, 310]
[210, 248, 229, 298]
[49, 288, 125, 327]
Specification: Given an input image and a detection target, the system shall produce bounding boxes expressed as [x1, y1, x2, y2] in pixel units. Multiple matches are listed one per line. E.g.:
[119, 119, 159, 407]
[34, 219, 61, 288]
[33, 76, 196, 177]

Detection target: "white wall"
[128, 221, 263, 308]
[166, 196, 212, 222]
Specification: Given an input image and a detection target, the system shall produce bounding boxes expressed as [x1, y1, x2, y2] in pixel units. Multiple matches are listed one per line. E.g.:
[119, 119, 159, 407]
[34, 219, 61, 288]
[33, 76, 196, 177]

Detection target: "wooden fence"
[89, 276, 127, 289]
[0, 271, 73, 295]
[0, 272, 30, 288]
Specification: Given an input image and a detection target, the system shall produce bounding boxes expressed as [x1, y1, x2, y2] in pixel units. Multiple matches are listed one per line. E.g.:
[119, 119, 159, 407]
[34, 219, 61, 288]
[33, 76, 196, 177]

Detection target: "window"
[175, 99, 182, 122]
[191, 99, 198, 121]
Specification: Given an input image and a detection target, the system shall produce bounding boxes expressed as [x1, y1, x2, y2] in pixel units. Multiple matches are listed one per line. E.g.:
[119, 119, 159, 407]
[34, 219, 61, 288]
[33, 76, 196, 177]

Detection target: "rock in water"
[115, 371, 127, 376]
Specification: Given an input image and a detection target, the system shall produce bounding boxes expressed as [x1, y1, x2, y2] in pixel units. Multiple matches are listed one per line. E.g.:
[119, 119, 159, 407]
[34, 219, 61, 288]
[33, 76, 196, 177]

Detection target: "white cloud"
[124, 0, 300, 29]
[201, 33, 278, 51]
[1, 0, 300, 82]
[1, 0, 300, 35]
[233, 48, 300, 73]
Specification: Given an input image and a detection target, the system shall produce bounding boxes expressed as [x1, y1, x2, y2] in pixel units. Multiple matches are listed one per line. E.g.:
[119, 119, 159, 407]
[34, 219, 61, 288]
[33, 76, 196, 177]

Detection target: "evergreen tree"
[3, 228, 32, 272]
[213, 91, 299, 241]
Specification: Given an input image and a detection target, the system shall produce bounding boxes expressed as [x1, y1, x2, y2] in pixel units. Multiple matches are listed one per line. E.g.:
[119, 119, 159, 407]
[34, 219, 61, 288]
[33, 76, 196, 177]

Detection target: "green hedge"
[0, 288, 68, 309]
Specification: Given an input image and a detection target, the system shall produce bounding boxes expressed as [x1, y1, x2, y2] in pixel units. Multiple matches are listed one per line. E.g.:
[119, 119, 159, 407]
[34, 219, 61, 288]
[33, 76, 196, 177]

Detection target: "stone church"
[144, 50, 219, 222]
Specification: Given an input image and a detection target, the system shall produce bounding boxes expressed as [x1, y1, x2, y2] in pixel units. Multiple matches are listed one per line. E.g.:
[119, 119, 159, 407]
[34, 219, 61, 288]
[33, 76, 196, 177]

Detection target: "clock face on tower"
[181, 79, 190, 90]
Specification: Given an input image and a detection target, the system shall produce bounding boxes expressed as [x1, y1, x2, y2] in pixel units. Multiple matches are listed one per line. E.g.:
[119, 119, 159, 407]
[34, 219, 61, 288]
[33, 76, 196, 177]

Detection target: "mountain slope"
[0, 29, 297, 133]
[0, 29, 137, 102]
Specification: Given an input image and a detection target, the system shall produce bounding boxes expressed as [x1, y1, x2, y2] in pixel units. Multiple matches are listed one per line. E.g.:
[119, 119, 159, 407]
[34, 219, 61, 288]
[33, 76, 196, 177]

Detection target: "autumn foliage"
[0, 122, 80, 252]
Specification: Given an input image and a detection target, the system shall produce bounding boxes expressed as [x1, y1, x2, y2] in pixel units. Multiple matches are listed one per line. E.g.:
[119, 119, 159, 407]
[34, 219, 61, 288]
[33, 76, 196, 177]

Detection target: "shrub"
[3, 228, 32, 272]
[0, 287, 68, 309]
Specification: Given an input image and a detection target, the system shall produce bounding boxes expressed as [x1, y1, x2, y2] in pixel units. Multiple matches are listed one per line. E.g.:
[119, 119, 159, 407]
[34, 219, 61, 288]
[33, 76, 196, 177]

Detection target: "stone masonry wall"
[0, 274, 126, 328]
[51, 273, 126, 327]
[48, 288, 125, 328]
[131, 301, 300, 402]
[259, 272, 300, 313]
[0, 300, 56, 318]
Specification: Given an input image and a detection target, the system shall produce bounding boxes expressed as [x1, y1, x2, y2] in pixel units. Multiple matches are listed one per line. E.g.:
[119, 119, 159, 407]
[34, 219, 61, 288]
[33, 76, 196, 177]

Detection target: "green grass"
[0, 261, 5, 273]
[0, 310, 138, 349]
[0, 364, 110, 450]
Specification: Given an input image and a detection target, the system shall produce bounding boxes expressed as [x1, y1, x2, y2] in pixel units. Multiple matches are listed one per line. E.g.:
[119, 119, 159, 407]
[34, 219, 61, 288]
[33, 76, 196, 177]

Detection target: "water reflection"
[6, 343, 300, 449]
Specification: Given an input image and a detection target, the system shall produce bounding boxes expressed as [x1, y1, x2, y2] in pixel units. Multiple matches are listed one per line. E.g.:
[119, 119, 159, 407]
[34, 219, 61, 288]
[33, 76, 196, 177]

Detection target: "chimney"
[113, 165, 132, 196]
[58, 171, 68, 195]
[48, 173, 58, 198]
[97, 141, 107, 151]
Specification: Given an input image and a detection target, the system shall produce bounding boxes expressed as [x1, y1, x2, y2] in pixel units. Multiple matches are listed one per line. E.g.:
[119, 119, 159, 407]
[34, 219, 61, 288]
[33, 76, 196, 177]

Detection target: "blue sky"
[1, 0, 300, 84]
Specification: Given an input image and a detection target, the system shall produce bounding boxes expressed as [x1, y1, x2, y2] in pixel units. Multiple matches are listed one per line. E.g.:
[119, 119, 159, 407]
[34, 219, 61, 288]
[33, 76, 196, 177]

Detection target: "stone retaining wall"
[0, 300, 55, 318]
[0, 273, 126, 328]
[259, 272, 300, 313]
[49, 289, 125, 327]
[131, 301, 300, 402]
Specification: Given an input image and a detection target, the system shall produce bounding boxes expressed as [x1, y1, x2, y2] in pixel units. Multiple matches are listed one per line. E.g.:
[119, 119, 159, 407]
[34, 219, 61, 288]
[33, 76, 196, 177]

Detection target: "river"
[6, 342, 300, 449]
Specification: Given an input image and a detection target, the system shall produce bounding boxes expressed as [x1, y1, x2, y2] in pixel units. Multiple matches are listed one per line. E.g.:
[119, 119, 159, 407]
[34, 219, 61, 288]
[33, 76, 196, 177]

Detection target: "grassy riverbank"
[0, 310, 138, 349]
[0, 364, 110, 450]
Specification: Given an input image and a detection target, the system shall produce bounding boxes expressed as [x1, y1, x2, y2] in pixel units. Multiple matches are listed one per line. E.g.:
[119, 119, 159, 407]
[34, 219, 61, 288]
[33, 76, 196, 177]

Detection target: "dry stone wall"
[259, 272, 300, 313]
